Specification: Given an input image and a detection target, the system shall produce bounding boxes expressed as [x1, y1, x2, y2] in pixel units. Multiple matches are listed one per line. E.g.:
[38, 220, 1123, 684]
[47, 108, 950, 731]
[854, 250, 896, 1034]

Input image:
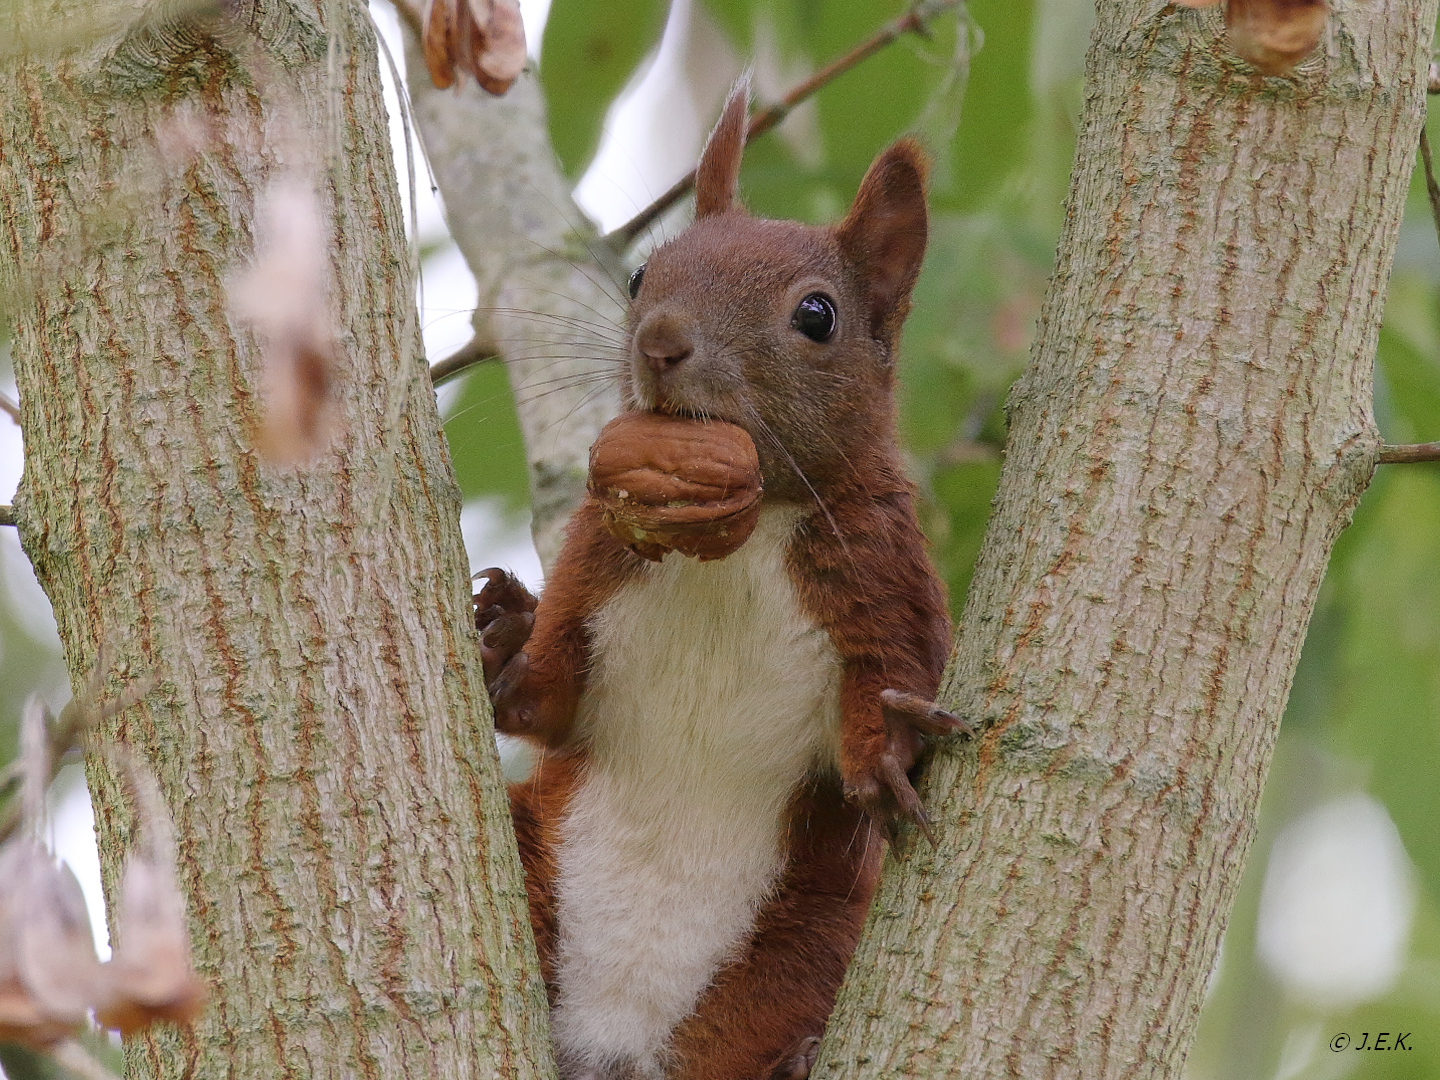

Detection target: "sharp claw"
[932, 707, 977, 739]
[473, 568, 506, 608]
[880, 688, 976, 739]
[882, 815, 904, 849]
[473, 567, 539, 614]
[482, 611, 533, 651]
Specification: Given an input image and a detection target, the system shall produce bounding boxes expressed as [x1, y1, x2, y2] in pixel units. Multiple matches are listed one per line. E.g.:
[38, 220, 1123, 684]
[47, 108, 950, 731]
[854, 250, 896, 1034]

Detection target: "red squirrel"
[473, 82, 970, 1080]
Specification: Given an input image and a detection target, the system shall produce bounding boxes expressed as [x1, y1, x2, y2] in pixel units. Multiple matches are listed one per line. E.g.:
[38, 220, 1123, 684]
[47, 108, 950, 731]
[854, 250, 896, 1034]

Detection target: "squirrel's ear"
[835, 139, 929, 342]
[695, 77, 750, 218]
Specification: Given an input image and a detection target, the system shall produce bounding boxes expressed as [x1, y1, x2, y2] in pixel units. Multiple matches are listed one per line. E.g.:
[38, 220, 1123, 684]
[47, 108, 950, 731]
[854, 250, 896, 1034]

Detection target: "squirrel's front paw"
[474, 568, 537, 684]
[843, 690, 974, 847]
[474, 569, 541, 735]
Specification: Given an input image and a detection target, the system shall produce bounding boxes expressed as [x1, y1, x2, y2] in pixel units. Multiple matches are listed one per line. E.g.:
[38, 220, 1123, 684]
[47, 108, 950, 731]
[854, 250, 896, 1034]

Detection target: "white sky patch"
[517, 0, 552, 58]
[50, 765, 111, 960]
[371, 2, 451, 246]
[0, 528, 60, 650]
[573, 0, 709, 234]
[0, 375, 20, 504]
[461, 497, 544, 593]
[420, 243, 483, 369]
[1256, 792, 1415, 1008]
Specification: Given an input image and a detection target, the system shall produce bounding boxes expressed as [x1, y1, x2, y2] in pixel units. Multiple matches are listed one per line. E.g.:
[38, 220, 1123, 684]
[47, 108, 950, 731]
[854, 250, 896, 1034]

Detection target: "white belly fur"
[549, 506, 843, 1079]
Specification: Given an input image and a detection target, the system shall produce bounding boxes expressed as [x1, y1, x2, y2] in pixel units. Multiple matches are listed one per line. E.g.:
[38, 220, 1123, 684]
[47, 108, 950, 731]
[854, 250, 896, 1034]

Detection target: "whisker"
[513, 372, 622, 397]
[530, 381, 616, 441]
[508, 181, 631, 298]
[500, 278, 630, 342]
[498, 350, 626, 367]
[512, 377, 622, 409]
[745, 406, 852, 566]
[481, 306, 629, 342]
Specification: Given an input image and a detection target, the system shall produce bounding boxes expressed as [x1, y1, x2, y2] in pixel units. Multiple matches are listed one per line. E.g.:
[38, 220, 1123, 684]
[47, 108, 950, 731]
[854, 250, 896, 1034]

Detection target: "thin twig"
[603, 0, 965, 251]
[935, 439, 1002, 467]
[0, 505, 13, 527]
[429, 334, 499, 386]
[1419, 128, 1440, 250]
[0, 390, 19, 424]
[1379, 441, 1440, 464]
[0, 666, 151, 846]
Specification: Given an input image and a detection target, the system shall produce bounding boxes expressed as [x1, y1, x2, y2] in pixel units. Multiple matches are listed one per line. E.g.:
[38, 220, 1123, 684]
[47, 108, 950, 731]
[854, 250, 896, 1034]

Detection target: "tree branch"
[0, 505, 13, 527]
[428, 334, 499, 386]
[402, 50, 623, 569]
[1379, 441, 1440, 464]
[0, 664, 148, 846]
[1418, 127, 1440, 247]
[0, 390, 19, 424]
[603, 0, 965, 251]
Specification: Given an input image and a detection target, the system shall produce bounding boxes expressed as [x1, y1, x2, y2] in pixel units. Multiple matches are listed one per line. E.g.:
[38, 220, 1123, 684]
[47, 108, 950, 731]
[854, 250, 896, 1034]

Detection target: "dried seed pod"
[587, 412, 763, 562]
[230, 178, 339, 465]
[96, 857, 206, 1036]
[0, 842, 94, 1050]
[17, 859, 102, 1022]
[423, 0, 527, 95]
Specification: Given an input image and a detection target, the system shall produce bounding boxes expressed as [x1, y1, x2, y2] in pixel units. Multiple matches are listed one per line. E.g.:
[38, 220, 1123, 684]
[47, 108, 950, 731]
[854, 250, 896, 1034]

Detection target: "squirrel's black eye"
[791, 293, 837, 343]
[628, 263, 646, 300]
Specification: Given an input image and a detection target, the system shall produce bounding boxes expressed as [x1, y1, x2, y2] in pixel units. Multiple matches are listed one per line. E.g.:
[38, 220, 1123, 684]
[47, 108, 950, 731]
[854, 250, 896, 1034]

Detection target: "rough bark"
[0, 1, 553, 1077]
[814, 3, 1435, 1078]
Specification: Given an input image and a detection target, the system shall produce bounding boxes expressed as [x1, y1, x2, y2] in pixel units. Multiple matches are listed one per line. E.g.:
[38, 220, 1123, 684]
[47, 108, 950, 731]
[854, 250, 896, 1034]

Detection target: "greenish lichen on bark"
[0, 1, 554, 1076]
[814, 3, 1437, 1078]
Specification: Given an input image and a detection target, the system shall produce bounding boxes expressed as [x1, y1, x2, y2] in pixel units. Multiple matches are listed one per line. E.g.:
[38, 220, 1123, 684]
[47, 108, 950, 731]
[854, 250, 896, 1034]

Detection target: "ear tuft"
[835, 138, 929, 344]
[695, 77, 751, 219]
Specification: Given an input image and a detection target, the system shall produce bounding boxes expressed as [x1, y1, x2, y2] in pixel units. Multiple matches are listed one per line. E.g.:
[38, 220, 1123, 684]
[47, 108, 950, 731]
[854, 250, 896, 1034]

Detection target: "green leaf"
[442, 362, 533, 513]
[929, 459, 1003, 617]
[540, 0, 669, 179]
[1330, 467, 1440, 907]
[933, 0, 1036, 214]
[1375, 293, 1440, 445]
[701, 0, 963, 223]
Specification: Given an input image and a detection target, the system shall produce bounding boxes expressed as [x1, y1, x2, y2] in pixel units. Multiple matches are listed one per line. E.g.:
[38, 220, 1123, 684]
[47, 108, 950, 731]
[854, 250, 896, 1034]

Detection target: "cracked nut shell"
[587, 412, 763, 561]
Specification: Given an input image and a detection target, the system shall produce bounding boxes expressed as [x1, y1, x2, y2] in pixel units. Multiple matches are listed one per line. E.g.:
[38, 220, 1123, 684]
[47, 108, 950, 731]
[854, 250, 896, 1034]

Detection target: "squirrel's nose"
[636, 315, 693, 375]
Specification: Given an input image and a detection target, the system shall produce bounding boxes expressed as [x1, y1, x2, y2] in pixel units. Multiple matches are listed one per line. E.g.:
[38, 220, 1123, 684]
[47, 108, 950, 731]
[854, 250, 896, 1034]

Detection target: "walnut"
[587, 412, 763, 561]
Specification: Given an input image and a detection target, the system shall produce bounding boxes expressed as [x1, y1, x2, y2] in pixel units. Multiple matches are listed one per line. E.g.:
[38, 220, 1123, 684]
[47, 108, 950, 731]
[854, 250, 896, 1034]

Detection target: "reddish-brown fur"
[476, 80, 961, 1080]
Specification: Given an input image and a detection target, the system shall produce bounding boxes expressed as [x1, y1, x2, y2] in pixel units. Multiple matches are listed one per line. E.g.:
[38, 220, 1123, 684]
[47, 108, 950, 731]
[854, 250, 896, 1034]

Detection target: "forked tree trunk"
[814, 3, 1436, 1078]
[0, 1, 551, 1077]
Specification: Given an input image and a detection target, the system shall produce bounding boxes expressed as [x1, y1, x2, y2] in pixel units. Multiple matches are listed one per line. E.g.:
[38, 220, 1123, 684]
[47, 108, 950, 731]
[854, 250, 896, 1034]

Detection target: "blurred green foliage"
[442, 357, 533, 515]
[540, 0, 669, 178]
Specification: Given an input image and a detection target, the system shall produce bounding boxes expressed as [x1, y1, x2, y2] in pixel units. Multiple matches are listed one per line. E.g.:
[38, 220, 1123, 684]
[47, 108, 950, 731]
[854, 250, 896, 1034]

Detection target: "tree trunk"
[813, 3, 1435, 1078]
[0, 2, 552, 1077]
[403, 58, 624, 569]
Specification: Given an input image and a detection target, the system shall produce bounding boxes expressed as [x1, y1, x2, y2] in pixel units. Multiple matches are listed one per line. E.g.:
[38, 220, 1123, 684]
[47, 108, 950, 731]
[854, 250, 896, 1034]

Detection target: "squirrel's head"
[622, 78, 929, 499]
